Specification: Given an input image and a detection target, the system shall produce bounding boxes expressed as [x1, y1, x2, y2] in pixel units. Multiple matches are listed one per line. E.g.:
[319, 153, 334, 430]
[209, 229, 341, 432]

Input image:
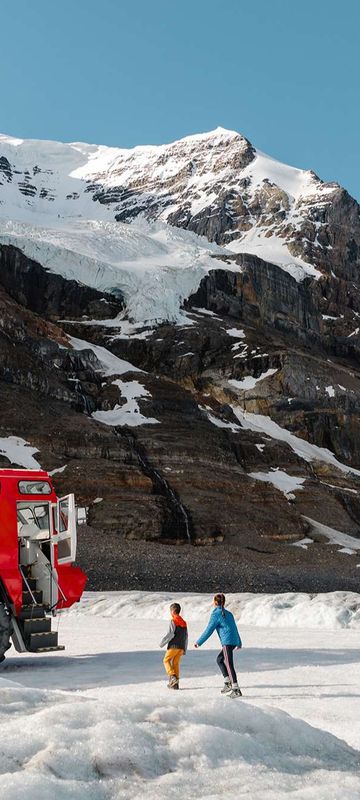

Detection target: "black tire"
[0, 602, 12, 663]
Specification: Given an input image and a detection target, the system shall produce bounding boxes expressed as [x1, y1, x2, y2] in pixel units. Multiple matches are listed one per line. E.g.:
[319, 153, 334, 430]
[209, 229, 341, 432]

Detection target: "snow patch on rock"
[0, 436, 41, 469]
[92, 379, 160, 428]
[249, 469, 305, 498]
[231, 408, 360, 477]
[229, 368, 278, 392]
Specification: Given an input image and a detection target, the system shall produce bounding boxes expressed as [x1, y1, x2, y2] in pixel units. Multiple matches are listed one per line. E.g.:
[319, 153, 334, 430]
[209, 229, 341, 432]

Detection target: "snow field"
[69, 590, 360, 630]
[1, 685, 359, 800]
[1, 592, 360, 799]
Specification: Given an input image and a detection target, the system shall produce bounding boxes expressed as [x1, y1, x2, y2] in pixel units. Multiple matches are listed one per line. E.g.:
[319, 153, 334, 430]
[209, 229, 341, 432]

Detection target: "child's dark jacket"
[160, 614, 188, 653]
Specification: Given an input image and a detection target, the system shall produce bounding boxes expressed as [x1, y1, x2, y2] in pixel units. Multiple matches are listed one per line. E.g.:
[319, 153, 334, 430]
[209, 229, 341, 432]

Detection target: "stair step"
[23, 617, 52, 635]
[31, 645, 65, 653]
[22, 578, 37, 591]
[18, 606, 46, 620]
[22, 590, 43, 606]
[27, 631, 59, 651]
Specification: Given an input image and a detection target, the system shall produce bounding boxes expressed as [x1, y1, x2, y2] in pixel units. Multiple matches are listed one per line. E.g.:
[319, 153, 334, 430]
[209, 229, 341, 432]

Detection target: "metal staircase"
[18, 574, 64, 653]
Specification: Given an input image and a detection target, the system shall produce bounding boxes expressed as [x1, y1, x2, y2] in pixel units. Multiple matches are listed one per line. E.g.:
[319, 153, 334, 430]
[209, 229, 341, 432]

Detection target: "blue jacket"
[196, 607, 242, 648]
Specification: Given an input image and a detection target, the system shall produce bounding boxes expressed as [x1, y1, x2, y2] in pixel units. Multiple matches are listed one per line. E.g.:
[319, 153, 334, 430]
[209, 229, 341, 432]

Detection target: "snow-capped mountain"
[1, 127, 360, 587]
[1, 127, 358, 323]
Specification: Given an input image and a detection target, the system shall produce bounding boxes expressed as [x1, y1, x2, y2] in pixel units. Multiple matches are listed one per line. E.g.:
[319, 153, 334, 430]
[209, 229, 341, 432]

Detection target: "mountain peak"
[175, 126, 244, 144]
[0, 125, 358, 326]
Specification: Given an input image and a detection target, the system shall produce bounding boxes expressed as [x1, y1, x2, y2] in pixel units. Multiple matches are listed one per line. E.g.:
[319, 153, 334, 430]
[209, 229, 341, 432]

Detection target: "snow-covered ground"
[1, 591, 360, 799]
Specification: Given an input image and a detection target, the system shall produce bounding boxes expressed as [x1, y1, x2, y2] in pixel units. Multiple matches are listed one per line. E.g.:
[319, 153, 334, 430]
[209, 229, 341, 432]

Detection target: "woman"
[194, 593, 242, 697]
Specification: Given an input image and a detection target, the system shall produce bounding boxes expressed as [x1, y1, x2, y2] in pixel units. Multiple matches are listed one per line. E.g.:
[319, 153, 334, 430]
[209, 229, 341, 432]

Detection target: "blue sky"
[1, 0, 359, 198]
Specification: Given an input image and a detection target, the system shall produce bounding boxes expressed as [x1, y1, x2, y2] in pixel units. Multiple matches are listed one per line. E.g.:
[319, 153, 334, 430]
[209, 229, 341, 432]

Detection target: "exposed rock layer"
[1, 128, 360, 589]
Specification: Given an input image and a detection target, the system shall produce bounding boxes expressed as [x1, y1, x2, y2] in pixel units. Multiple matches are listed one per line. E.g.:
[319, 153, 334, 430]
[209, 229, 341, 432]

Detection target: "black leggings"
[217, 645, 238, 684]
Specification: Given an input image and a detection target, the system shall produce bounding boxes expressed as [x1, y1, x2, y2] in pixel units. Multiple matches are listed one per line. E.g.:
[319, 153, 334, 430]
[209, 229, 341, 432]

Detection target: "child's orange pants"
[163, 648, 184, 679]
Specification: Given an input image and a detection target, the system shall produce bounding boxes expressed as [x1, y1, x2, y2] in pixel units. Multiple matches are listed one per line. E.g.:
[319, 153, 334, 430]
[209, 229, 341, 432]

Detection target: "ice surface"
[0, 218, 225, 325]
[1, 590, 360, 799]
[199, 407, 241, 432]
[191, 307, 221, 318]
[292, 537, 314, 549]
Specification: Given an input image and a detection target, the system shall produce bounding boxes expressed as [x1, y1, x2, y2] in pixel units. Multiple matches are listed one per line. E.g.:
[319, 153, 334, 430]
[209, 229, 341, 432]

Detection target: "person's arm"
[184, 628, 188, 654]
[195, 611, 218, 647]
[159, 620, 175, 648]
[234, 618, 242, 648]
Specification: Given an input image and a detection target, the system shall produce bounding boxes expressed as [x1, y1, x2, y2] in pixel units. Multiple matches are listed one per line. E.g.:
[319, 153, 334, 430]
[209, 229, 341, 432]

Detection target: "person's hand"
[194, 643, 199, 648]
[236, 645, 242, 650]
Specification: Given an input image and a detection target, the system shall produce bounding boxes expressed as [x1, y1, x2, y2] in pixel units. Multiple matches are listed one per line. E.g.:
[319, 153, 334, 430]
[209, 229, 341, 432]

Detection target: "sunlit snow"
[229, 368, 278, 391]
[1, 591, 360, 799]
[249, 468, 306, 498]
[0, 128, 330, 324]
[0, 436, 41, 469]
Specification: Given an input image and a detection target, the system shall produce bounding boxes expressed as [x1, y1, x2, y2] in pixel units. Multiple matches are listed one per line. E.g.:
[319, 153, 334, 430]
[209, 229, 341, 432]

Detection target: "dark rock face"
[0, 244, 124, 320]
[187, 255, 321, 337]
[2, 129, 360, 286]
[81, 136, 360, 288]
[1, 130, 360, 590]
[167, 194, 241, 243]
[288, 187, 360, 280]
[0, 156, 12, 182]
[0, 249, 360, 589]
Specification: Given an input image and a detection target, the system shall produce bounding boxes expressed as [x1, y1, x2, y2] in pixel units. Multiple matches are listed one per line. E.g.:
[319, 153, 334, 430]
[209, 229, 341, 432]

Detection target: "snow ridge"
[0, 127, 336, 323]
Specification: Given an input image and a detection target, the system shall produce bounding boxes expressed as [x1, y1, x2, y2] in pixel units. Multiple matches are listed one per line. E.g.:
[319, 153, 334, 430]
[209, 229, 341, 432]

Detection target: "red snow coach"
[0, 469, 86, 662]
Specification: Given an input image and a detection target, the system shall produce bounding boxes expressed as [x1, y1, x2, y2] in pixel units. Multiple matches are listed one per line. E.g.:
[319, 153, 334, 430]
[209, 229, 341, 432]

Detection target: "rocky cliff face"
[0, 128, 360, 591]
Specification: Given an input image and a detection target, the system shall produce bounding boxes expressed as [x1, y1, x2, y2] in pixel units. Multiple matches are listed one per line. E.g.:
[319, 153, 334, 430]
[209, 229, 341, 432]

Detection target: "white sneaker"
[220, 682, 232, 694]
[228, 687, 242, 698]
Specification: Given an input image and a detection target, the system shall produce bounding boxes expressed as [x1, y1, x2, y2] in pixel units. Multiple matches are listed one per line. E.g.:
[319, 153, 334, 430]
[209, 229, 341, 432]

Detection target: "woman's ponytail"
[214, 593, 226, 617]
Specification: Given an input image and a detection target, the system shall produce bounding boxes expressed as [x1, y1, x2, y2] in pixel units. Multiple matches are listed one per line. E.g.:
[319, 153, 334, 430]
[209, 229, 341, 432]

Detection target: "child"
[194, 593, 242, 698]
[160, 602, 188, 689]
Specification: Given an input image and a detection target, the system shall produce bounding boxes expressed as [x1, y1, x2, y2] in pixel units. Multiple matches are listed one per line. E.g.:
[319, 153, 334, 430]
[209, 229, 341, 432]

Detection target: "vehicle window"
[17, 507, 35, 525]
[17, 503, 50, 534]
[58, 537, 72, 560]
[58, 497, 70, 533]
[18, 480, 51, 495]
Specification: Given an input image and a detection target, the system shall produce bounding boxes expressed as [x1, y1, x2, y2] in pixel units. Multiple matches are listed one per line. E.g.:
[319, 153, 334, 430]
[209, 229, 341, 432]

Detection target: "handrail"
[44, 562, 67, 604]
[19, 566, 38, 606]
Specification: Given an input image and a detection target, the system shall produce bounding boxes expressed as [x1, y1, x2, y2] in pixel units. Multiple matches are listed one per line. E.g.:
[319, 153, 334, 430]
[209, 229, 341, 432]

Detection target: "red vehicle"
[0, 469, 86, 662]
